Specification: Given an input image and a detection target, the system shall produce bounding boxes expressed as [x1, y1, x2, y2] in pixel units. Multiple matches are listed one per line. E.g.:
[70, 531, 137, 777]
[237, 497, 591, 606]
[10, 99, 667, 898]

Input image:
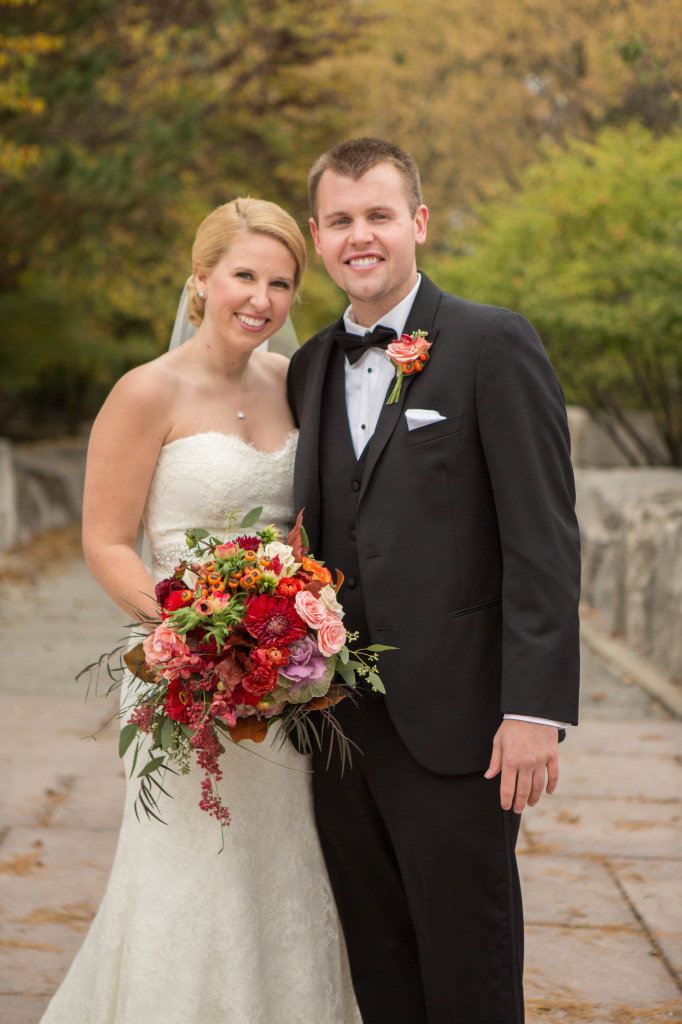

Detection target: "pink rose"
[294, 590, 328, 629]
[317, 614, 347, 657]
[386, 335, 431, 365]
[215, 542, 239, 558]
[142, 626, 189, 667]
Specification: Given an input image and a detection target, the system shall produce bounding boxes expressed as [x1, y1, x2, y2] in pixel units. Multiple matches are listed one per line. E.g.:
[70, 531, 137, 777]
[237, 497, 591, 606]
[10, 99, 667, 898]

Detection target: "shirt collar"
[342, 274, 421, 338]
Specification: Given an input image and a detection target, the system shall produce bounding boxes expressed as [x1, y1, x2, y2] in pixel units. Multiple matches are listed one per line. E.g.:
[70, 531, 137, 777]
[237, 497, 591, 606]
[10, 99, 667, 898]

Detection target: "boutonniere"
[385, 330, 431, 405]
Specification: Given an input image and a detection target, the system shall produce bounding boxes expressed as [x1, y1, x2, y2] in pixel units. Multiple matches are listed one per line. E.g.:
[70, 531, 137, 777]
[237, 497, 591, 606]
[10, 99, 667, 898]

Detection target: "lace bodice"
[143, 431, 298, 580]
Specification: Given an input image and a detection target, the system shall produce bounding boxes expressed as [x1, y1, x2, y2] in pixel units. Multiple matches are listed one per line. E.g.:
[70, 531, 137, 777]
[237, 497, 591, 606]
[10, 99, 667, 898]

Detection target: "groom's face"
[310, 162, 428, 326]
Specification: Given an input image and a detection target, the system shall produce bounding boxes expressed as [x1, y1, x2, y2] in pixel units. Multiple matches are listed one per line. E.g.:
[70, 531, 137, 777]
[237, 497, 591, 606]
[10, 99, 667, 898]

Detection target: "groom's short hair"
[308, 138, 422, 222]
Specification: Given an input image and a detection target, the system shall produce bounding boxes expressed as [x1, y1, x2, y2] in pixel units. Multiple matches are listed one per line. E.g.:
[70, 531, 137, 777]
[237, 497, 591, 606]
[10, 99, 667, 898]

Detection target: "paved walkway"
[1, 553, 681, 1023]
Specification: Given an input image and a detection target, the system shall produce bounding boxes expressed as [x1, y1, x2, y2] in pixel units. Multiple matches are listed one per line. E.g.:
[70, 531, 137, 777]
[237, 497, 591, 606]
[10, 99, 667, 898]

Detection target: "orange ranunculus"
[260, 646, 290, 667]
[276, 576, 305, 597]
[302, 557, 333, 584]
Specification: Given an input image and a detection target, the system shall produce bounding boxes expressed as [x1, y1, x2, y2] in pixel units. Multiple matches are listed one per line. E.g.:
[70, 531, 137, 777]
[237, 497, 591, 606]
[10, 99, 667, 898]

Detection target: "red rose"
[164, 679, 193, 723]
[231, 683, 261, 707]
[242, 661, 279, 698]
[276, 577, 305, 598]
[155, 576, 188, 606]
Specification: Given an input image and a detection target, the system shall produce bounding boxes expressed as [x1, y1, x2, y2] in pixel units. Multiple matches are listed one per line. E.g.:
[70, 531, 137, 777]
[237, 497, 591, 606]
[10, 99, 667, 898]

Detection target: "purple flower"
[280, 635, 327, 682]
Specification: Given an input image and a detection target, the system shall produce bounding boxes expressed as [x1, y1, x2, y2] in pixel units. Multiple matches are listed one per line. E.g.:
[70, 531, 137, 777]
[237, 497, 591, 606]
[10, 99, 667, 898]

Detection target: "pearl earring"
[198, 290, 205, 298]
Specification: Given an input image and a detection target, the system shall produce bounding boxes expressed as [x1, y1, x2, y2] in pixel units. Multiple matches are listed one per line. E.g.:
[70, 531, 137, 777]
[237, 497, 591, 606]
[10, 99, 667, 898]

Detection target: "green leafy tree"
[353, 0, 682, 239]
[430, 124, 682, 465]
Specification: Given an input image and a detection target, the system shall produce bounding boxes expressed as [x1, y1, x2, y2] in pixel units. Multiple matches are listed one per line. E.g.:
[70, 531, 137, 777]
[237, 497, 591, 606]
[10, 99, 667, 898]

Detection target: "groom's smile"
[310, 162, 428, 326]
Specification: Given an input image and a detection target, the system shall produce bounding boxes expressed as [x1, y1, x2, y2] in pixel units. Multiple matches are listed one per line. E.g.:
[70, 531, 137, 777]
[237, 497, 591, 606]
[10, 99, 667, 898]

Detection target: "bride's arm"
[82, 365, 172, 621]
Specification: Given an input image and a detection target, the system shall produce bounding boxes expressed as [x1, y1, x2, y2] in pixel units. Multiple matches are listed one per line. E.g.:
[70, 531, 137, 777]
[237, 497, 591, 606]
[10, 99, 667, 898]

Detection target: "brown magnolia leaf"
[303, 685, 347, 712]
[287, 508, 308, 561]
[334, 568, 344, 594]
[228, 717, 269, 744]
[123, 644, 155, 683]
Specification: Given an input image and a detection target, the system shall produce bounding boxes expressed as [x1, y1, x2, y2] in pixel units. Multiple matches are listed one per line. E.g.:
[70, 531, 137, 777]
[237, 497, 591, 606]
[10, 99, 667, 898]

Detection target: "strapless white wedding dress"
[40, 431, 361, 1024]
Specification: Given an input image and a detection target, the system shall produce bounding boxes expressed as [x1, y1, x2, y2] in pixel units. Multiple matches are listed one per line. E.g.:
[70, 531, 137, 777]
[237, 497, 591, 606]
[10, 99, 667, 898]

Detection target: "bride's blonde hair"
[187, 198, 307, 327]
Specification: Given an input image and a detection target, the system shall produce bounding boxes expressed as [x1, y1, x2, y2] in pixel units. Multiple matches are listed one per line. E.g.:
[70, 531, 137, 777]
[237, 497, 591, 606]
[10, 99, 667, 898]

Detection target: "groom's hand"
[484, 720, 559, 813]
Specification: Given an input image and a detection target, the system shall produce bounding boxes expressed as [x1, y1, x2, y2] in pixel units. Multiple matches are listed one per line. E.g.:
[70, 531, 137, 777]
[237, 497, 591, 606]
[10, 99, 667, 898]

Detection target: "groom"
[287, 138, 581, 1023]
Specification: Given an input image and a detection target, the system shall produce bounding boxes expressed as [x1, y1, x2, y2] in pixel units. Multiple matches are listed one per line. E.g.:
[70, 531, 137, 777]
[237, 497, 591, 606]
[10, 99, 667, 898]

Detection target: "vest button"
[350, 528, 357, 540]
[346, 577, 357, 588]
[351, 480, 360, 492]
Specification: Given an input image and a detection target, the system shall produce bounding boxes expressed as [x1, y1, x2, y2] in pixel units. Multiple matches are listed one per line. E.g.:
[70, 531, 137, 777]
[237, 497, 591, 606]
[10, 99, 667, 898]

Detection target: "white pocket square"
[405, 409, 447, 431]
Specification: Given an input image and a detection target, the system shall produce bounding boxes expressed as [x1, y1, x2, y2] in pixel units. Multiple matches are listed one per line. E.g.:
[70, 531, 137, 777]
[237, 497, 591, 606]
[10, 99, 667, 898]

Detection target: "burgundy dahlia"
[244, 594, 307, 647]
[235, 534, 259, 551]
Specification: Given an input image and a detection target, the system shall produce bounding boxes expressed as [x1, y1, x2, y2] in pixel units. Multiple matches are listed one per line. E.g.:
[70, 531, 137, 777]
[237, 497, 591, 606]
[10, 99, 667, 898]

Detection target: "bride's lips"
[235, 312, 270, 331]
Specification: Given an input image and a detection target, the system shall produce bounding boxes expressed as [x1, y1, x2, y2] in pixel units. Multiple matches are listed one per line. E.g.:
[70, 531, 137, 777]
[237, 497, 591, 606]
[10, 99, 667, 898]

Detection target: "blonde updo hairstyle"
[187, 198, 307, 327]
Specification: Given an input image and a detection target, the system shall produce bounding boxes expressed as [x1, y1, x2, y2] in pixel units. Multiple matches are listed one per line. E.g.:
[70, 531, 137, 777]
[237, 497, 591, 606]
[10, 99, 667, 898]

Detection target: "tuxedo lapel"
[294, 321, 340, 550]
[359, 276, 442, 505]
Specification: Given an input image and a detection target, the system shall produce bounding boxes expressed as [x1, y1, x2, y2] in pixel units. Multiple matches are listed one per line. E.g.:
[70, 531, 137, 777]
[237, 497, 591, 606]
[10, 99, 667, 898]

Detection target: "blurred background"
[1, 7, 682, 1020]
[1, 0, 680, 456]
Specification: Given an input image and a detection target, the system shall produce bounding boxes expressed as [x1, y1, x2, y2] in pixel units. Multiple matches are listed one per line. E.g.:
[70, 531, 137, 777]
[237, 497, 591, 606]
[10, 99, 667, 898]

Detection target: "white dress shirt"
[339, 276, 570, 731]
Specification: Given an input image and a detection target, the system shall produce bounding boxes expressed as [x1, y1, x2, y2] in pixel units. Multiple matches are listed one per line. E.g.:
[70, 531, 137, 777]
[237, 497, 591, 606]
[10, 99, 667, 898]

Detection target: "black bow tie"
[333, 324, 397, 365]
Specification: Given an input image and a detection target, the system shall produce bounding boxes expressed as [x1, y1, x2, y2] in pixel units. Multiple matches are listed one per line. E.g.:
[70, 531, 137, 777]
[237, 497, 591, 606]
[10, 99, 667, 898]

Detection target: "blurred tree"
[0, 0, 372, 436]
[354, 0, 681, 239]
[431, 125, 682, 466]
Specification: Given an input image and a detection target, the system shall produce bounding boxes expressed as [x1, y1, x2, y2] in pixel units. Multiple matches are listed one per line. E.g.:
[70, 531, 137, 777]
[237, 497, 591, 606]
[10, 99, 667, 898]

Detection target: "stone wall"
[575, 468, 682, 681]
[2, 427, 682, 682]
[0, 438, 88, 549]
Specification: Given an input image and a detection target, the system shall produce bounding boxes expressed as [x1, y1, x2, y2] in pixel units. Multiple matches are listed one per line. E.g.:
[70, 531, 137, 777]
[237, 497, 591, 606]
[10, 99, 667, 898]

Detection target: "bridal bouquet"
[88, 509, 388, 837]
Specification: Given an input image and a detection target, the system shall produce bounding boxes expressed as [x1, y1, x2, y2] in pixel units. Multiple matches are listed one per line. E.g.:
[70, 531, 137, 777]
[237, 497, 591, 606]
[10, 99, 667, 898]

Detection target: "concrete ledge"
[581, 613, 682, 720]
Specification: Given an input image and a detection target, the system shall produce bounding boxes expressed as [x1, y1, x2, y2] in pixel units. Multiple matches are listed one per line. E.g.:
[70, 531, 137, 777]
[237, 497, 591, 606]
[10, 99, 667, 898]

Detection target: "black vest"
[316, 344, 372, 648]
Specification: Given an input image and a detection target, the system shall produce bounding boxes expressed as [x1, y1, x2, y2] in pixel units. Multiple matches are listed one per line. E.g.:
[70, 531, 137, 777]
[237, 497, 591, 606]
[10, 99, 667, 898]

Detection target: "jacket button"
[351, 480, 360, 492]
[350, 528, 357, 540]
[346, 577, 357, 588]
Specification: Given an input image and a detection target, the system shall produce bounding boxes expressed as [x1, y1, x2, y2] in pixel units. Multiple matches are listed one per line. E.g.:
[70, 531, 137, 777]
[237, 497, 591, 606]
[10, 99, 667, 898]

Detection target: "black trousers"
[311, 696, 525, 1024]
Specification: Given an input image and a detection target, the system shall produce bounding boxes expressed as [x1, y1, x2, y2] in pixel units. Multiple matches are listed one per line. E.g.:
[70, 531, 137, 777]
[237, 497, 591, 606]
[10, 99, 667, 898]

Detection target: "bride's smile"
[194, 232, 297, 352]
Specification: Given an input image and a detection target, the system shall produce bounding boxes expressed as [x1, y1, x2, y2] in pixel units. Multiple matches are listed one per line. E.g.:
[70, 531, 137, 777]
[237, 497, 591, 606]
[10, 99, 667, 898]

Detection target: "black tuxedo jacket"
[287, 274, 581, 775]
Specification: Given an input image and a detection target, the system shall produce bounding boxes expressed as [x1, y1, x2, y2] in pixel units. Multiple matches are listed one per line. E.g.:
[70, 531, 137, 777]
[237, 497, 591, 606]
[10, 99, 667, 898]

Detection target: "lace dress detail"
[41, 432, 361, 1024]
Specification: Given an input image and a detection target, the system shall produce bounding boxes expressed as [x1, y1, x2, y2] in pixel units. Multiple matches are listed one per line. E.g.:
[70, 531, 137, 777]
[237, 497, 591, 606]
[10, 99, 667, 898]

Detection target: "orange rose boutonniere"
[385, 330, 431, 404]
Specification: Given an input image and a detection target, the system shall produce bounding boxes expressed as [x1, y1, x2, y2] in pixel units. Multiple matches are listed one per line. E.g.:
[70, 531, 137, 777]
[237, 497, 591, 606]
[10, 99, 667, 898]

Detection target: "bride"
[40, 199, 361, 1024]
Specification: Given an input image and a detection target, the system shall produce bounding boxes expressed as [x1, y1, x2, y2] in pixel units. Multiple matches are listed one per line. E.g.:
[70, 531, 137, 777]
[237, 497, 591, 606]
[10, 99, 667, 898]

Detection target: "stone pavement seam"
[603, 858, 682, 994]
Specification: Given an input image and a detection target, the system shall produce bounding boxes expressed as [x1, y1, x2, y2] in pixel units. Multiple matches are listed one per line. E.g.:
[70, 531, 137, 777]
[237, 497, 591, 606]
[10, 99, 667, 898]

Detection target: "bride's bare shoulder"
[93, 350, 190, 444]
[257, 350, 291, 384]
[106, 349, 187, 405]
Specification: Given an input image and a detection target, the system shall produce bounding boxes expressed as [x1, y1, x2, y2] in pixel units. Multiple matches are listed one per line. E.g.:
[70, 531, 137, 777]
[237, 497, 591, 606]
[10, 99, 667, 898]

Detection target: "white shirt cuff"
[503, 714, 571, 729]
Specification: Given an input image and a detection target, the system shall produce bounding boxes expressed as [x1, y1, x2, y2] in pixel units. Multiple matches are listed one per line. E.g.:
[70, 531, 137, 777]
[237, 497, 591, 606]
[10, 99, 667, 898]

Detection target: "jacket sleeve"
[476, 311, 581, 724]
